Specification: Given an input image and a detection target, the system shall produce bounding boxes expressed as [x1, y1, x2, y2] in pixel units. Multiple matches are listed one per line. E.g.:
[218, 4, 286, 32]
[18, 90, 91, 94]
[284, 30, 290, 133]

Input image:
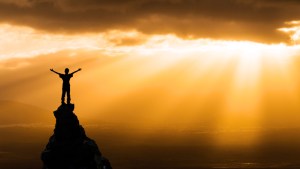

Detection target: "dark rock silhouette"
[41, 104, 112, 169]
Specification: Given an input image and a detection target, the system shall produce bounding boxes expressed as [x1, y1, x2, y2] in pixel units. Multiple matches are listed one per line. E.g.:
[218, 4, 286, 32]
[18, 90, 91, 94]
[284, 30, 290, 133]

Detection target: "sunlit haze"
[2, 1, 300, 168]
[1, 22, 300, 140]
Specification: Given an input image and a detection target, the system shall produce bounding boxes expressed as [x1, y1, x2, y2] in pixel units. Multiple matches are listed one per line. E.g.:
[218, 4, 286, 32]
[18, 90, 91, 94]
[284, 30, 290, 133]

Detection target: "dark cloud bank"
[1, 0, 300, 43]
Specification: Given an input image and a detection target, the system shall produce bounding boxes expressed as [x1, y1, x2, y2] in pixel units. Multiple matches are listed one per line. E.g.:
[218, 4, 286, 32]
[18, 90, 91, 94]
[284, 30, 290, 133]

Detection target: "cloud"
[0, 0, 300, 43]
[278, 20, 300, 44]
[0, 24, 148, 60]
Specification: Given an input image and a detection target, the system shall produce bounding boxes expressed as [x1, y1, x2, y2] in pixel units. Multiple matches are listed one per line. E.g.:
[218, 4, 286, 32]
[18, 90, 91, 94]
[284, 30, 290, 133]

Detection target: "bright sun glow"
[2, 23, 300, 146]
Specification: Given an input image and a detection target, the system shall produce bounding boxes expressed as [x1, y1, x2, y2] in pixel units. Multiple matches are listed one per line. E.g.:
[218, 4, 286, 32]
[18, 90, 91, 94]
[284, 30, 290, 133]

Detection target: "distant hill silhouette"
[0, 100, 52, 125]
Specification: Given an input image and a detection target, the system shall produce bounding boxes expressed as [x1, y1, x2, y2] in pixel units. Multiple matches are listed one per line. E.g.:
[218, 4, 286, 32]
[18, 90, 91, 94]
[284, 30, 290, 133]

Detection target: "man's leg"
[61, 88, 66, 104]
[67, 87, 71, 104]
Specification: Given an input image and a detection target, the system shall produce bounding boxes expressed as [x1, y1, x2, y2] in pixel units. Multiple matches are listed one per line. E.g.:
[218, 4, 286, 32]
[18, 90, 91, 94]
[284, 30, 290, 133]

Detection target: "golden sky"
[1, 0, 300, 147]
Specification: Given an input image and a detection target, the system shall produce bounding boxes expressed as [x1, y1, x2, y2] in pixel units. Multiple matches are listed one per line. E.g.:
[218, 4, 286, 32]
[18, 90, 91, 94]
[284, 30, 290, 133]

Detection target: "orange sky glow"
[1, 21, 300, 146]
[3, 1, 300, 168]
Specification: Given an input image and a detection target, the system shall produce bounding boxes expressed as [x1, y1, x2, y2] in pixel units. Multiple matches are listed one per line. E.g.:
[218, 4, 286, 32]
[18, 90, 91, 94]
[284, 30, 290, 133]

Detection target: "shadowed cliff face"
[41, 104, 112, 169]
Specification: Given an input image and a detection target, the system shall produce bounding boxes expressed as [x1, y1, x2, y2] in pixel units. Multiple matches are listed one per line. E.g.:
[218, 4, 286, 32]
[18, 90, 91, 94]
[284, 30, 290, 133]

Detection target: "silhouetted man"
[50, 68, 81, 104]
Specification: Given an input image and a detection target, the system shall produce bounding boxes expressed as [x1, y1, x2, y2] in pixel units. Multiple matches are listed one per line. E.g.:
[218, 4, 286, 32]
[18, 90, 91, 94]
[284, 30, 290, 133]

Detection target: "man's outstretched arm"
[50, 69, 62, 75]
[70, 68, 82, 75]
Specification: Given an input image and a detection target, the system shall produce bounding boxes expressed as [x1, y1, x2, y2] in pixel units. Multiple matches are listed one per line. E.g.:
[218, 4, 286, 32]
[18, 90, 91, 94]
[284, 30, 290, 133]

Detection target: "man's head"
[65, 68, 69, 74]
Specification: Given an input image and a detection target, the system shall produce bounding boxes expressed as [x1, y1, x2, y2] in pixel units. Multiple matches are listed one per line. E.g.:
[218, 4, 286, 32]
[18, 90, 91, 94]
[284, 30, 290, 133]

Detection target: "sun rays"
[1, 23, 300, 147]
